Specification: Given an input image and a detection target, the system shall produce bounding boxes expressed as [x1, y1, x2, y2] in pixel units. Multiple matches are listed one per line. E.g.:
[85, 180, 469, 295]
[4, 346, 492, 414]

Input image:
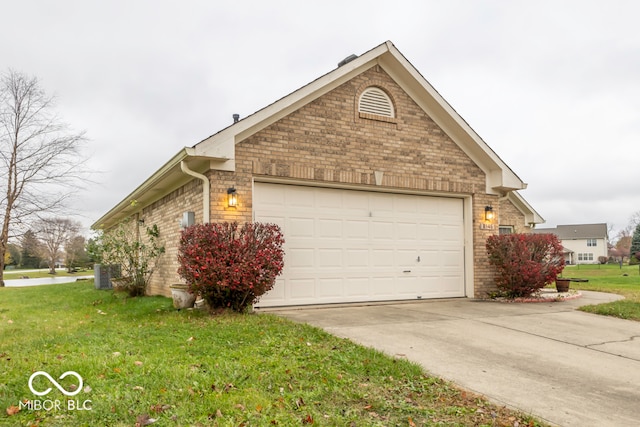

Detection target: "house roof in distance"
[533, 223, 608, 240]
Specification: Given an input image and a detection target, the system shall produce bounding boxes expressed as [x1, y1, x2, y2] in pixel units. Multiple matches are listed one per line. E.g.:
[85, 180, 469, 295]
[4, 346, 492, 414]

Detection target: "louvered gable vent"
[358, 87, 394, 117]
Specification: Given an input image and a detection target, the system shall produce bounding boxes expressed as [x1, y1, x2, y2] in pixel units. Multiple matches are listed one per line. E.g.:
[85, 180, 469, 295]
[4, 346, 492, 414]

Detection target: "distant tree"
[615, 234, 632, 263]
[630, 223, 640, 265]
[86, 233, 103, 266]
[65, 234, 87, 272]
[0, 69, 87, 286]
[7, 242, 20, 267]
[37, 218, 80, 274]
[20, 230, 42, 268]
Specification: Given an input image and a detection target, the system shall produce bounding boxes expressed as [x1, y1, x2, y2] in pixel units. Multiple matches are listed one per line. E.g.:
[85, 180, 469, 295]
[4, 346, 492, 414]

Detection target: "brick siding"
[135, 65, 527, 298]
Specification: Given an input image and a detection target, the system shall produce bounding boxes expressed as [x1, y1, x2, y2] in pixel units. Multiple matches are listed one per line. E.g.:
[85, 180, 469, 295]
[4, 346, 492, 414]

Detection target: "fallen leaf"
[302, 414, 313, 424]
[187, 336, 195, 341]
[6, 405, 20, 416]
[133, 386, 144, 391]
[134, 360, 143, 366]
[216, 409, 223, 418]
[135, 413, 157, 426]
[84, 385, 92, 393]
[7, 320, 13, 324]
[408, 417, 416, 427]
[113, 351, 122, 357]
[235, 403, 245, 410]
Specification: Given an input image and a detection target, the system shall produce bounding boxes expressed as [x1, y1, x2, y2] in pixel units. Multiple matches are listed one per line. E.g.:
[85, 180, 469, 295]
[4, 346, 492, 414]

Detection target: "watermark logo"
[28, 371, 83, 397]
[20, 370, 92, 411]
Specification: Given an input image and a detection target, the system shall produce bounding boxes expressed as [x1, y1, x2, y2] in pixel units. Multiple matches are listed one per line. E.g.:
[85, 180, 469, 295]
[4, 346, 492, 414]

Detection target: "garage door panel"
[289, 217, 314, 237]
[287, 248, 315, 268]
[346, 220, 369, 239]
[289, 279, 316, 299]
[254, 183, 465, 307]
[346, 278, 369, 297]
[318, 249, 343, 268]
[318, 219, 342, 238]
[346, 249, 369, 267]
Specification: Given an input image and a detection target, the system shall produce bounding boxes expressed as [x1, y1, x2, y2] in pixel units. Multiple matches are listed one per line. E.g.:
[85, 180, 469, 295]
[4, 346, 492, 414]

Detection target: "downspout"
[180, 161, 210, 224]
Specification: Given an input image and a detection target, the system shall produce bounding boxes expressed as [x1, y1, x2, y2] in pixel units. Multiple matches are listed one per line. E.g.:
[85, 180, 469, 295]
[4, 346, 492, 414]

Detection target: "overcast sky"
[2, 0, 639, 239]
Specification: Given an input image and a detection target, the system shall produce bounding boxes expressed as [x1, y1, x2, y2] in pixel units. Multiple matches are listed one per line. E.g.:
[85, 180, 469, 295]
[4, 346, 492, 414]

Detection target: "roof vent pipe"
[338, 54, 358, 67]
[232, 113, 240, 123]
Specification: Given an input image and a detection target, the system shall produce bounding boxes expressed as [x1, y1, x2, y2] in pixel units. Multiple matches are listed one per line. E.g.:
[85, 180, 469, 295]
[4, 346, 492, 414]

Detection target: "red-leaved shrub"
[486, 233, 565, 298]
[178, 222, 285, 312]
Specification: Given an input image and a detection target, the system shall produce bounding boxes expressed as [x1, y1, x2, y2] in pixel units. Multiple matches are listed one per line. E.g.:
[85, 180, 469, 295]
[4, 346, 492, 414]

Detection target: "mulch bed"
[491, 289, 582, 303]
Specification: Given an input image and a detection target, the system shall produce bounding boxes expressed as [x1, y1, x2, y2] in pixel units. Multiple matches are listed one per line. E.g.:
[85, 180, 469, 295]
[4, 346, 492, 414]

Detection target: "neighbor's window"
[578, 253, 594, 261]
[587, 238, 597, 247]
[358, 87, 394, 118]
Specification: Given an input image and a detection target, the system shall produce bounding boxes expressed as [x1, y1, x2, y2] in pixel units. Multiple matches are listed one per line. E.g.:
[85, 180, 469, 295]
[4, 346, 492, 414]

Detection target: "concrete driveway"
[271, 291, 640, 427]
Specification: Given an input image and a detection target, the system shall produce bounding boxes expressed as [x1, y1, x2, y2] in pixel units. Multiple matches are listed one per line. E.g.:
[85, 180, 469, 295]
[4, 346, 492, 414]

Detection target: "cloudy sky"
[2, 0, 638, 239]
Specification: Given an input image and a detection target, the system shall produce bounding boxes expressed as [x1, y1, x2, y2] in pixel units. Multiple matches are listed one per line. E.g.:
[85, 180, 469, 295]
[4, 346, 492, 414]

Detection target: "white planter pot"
[170, 284, 196, 309]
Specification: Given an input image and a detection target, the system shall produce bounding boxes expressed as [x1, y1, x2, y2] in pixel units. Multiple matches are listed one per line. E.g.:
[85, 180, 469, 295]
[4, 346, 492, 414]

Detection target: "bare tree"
[37, 218, 80, 274]
[0, 69, 86, 285]
[65, 234, 87, 272]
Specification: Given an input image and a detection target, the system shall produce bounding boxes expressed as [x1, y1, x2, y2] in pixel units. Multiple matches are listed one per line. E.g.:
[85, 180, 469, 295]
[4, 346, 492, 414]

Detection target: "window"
[358, 87, 394, 118]
[578, 253, 594, 261]
[499, 226, 514, 235]
[587, 239, 597, 247]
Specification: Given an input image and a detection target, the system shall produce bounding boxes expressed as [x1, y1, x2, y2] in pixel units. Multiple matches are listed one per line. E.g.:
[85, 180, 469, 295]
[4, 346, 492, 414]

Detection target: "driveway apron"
[271, 291, 640, 427]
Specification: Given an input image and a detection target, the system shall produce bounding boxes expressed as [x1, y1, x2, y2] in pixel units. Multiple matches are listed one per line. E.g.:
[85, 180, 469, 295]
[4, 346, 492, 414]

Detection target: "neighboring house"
[533, 223, 609, 264]
[93, 41, 544, 307]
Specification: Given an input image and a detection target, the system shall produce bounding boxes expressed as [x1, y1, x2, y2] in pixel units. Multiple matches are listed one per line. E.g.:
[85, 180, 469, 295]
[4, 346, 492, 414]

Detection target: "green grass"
[561, 264, 640, 320]
[0, 282, 546, 426]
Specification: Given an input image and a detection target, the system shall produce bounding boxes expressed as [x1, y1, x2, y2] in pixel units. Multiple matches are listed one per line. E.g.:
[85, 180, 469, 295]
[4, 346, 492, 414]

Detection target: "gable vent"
[358, 87, 394, 117]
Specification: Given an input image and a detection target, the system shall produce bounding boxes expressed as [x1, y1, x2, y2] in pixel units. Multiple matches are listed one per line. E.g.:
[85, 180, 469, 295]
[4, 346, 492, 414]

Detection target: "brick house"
[93, 41, 544, 307]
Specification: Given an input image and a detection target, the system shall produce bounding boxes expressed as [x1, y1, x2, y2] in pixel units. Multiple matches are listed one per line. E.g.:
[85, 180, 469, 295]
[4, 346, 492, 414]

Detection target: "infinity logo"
[28, 371, 84, 397]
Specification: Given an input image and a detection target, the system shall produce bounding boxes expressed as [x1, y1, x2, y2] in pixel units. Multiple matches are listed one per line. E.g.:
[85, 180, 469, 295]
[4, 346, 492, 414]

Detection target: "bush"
[178, 222, 285, 312]
[98, 219, 166, 297]
[486, 233, 565, 298]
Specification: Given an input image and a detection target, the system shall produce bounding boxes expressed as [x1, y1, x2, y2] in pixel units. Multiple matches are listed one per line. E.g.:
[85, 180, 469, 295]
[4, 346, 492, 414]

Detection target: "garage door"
[253, 182, 465, 307]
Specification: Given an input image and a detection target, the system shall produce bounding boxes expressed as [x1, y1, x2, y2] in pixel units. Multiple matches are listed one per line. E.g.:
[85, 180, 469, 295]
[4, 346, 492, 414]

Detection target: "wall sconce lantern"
[484, 205, 494, 222]
[227, 187, 238, 208]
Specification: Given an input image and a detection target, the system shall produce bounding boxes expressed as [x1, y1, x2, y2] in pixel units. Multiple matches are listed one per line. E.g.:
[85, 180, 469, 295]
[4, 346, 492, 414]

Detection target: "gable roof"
[506, 191, 545, 226]
[93, 41, 528, 229]
[534, 223, 609, 240]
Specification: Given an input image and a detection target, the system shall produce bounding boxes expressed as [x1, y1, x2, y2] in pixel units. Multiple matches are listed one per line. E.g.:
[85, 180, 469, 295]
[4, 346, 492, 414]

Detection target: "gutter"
[180, 160, 210, 224]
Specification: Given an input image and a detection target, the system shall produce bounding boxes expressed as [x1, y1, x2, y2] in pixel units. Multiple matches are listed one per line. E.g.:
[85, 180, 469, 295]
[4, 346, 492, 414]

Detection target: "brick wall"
[136, 65, 525, 298]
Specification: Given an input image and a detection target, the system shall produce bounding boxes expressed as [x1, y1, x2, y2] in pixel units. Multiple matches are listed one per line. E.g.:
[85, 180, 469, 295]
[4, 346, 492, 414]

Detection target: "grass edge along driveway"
[0, 282, 547, 426]
[566, 264, 640, 321]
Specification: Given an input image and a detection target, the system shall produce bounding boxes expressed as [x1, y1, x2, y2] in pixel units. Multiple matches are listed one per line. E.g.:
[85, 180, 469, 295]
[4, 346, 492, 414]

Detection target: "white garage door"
[253, 182, 465, 307]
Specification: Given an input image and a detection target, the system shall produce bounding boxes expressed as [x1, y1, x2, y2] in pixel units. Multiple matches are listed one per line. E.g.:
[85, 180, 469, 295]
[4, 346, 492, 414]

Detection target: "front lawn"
[561, 264, 640, 320]
[0, 282, 544, 426]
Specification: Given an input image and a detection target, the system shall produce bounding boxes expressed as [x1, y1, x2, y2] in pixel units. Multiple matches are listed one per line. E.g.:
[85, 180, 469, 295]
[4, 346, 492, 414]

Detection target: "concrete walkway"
[271, 291, 640, 427]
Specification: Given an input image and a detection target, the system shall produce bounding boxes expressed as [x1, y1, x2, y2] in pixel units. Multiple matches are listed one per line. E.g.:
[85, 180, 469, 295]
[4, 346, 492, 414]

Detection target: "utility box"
[181, 211, 195, 228]
[93, 264, 121, 290]
[94, 264, 112, 290]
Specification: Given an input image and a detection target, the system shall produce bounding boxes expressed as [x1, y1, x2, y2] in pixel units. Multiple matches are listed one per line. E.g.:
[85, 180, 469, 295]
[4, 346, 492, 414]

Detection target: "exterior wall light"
[227, 187, 237, 208]
[484, 205, 494, 222]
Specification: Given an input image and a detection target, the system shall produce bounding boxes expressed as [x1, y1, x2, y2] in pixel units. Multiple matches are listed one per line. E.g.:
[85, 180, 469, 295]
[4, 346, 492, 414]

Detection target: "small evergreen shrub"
[178, 222, 285, 312]
[486, 233, 565, 298]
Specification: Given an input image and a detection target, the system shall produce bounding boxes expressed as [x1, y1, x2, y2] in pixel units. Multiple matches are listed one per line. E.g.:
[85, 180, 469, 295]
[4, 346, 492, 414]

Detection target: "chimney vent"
[232, 113, 240, 123]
